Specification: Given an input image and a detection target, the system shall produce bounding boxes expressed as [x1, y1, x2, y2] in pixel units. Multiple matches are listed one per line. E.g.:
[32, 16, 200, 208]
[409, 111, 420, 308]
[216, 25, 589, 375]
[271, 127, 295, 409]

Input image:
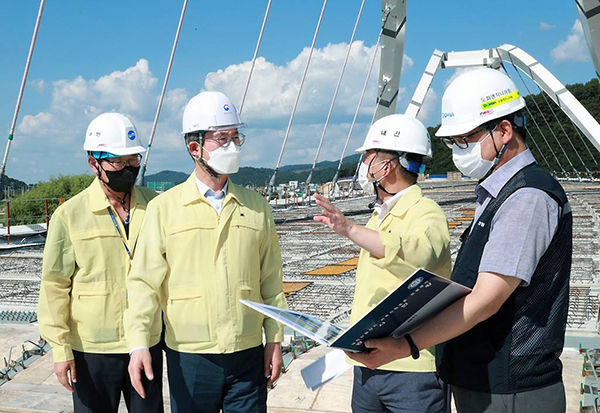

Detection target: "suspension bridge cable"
[497, 64, 559, 175]
[239, 0, 272, 114]
[305, 0, 366, 190]
[526, 125, 554, 172]
[267, 0, 328, 197]
[570, 118, 600, 168]
[534, 83, 592, 178]
[524, 102, 566, 177]
[508, 62, 579, 178]
[331, 6, 393, 196]
[0, 0, 46, 199]
[138, 0, 188, 185]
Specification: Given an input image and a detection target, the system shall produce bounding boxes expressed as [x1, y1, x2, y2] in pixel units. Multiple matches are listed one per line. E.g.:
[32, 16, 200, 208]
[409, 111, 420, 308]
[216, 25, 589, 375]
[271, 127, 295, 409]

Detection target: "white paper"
[300, 349, 352, 391]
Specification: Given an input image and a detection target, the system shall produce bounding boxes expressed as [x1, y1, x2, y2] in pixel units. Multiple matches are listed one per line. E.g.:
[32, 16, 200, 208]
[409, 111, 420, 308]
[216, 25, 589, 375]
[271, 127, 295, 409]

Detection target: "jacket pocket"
[70, 281, 122, 343]
[237, 286, 264, 337]
[166, 285, 211, 343]
[228, 220, 263, 283]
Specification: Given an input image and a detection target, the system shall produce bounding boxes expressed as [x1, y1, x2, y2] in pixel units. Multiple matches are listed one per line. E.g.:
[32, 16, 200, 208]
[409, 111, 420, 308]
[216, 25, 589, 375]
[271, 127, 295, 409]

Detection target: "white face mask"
[451, 132, 494, 180]
[358, 162, 375, 195]
[358, 158, 389, 195]
[203, 143, 241, 175]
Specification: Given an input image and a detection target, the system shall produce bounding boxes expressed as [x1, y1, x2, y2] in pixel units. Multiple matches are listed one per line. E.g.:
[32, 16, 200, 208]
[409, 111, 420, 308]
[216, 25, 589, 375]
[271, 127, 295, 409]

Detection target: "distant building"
[146, 181, 175, 192]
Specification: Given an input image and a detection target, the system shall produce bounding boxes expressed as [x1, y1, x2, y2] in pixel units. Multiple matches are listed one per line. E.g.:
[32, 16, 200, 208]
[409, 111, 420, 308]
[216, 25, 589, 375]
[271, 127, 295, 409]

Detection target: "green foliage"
[1, 174, 29, 194]
[522, 79, 600, 176]
[8, 174, 94, 225]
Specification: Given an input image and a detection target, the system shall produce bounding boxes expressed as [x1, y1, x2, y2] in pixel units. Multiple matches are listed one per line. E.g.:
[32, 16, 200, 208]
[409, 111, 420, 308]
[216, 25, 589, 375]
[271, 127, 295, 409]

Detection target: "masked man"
[314, 114, 452, 413]
[347, 68, 572, 413]
[125, 91, 287, 413]
[38, 113, 163, 412]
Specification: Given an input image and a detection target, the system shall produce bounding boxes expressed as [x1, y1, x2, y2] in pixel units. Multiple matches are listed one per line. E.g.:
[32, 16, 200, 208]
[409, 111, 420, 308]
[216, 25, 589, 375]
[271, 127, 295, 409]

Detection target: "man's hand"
[314, 194, 354, 238]
[54, 360, 77, 392]
[345, 337, 409, 370]
[128, 349, 154, 399]
[264, 342, 283, 387]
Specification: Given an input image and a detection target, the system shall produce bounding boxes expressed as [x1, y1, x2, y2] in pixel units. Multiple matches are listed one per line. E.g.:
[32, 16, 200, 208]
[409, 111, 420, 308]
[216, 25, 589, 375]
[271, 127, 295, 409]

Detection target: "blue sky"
[1, 0, 595, 184]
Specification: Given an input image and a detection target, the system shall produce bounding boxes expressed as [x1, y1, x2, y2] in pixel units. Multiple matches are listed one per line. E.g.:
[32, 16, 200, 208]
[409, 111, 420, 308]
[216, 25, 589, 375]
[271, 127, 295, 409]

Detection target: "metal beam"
[374, 0, 407, 122]
[405, 44, 600, 156]
[575, 0, 600, 82]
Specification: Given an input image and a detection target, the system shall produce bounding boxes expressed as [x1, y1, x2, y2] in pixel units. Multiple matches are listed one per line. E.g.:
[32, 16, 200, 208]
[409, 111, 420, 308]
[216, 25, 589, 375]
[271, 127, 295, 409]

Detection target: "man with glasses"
[314, 114, 451, 413]
[347, 68, 571, 413]
[125, 91, 287, 413]
[38, 113, 163, 412]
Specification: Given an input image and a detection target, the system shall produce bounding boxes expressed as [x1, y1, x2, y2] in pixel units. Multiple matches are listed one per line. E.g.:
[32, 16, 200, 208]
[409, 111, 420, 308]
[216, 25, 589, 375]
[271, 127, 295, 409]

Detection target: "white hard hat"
[356, 114, 432, 158]
[182, 91, 246, 134]
[436, 68, 526, 137]
[83, 113, 145, 155]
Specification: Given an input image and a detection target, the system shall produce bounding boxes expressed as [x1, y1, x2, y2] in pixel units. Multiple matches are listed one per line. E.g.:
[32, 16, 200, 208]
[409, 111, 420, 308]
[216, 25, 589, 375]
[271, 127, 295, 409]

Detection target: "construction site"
[0, 179, 598, 412]
[2, 0, 600, 411]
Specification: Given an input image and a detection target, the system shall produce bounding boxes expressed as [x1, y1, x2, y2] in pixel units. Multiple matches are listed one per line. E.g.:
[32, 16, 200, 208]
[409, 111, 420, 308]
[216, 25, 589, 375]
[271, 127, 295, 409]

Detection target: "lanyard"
[107, 207, 132, 261]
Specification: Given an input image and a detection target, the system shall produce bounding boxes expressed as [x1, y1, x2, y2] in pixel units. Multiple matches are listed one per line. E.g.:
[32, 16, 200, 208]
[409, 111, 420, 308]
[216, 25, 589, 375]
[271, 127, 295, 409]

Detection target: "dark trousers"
[451, 381, 566, 413]
[166, 345, 266, 413]
[72, 344, 163, 413]
[352, 366, 450, 413]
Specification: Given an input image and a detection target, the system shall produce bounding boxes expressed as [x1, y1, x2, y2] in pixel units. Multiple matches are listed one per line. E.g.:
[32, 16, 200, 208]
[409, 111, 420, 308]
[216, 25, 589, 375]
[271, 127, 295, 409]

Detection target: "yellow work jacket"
[349, 184, 451, 372]
[38, 179, 160, 362]
[125, 173, 286, 354]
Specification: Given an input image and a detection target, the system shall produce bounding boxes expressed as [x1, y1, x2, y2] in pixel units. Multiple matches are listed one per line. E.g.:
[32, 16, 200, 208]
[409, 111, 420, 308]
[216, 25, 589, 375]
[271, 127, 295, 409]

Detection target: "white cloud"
[13, 43, 416, 183]
[551, 20, 590, 63]
[203, 41, 413, 124]
[31, 79, 46, 93]
[18, 59, 164, 146]
[539, 22, 555, 31]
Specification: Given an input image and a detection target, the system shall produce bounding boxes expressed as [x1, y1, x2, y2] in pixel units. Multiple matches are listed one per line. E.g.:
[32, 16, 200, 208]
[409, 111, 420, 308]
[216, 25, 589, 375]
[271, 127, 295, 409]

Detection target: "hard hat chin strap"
[188, 131, 222, 179]
[481, 125, 507, 182]
[196, 154, 221, 179]
[368, 153, 398, 203]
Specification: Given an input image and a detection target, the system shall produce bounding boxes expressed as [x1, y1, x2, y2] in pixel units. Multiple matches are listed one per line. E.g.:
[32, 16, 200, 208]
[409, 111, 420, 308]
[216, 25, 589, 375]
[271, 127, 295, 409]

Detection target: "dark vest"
[438, 163, 572, 393]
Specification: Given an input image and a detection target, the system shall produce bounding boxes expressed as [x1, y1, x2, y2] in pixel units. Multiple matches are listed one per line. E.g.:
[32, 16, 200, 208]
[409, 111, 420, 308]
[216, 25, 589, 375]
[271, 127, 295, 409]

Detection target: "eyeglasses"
[440, 128, 488, 149]
[204, 131, 246, 148]
[101, 154, 142, 170]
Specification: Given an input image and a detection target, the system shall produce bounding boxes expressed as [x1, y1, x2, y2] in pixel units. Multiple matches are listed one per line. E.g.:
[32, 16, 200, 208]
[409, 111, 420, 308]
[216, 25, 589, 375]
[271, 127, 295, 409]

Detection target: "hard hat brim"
[435, 121, 484, 138]
[83, 145, 146, 156]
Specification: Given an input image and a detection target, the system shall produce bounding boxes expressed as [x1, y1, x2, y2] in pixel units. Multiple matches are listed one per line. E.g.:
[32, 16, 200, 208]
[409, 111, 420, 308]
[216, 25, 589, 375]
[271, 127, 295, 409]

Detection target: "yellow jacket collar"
[89, 178, 143, 212]
[387, 184, 423, 218]
[181, 173, 243, 206]
[89, 178, 112, 212]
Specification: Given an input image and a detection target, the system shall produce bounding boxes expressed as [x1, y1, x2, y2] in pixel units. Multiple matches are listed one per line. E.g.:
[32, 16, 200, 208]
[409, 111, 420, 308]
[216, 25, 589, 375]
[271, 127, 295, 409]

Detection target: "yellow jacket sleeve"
[124, 201, 166, 350]
[38, 213, 76, 362]
[259, 204, 287, 343]
[371, 209, 449, 276]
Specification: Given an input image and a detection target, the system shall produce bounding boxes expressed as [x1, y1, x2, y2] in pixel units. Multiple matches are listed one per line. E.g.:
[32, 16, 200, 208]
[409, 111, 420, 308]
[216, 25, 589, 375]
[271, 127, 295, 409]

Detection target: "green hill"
[146, 154, 362, 188]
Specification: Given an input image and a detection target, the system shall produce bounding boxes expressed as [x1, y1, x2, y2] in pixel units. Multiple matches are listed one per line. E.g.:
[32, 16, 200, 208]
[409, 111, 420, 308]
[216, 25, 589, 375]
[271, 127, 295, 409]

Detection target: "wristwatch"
[404, 334, 420, 360]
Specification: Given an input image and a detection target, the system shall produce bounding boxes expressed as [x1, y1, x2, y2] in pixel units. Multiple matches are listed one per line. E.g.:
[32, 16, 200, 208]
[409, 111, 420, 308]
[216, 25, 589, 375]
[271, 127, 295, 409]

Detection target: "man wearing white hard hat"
[347, 68, 571, 413]
[314, 114, 452, 413]
[38, 113, 163, 412]
[125, 91, 287, 413]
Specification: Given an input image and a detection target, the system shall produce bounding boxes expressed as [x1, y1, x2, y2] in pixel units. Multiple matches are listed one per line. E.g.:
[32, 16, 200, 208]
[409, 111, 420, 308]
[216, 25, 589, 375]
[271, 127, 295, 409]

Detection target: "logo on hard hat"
[127, 130, 136, 141]
[223, 104, 230, 112]
[441, 112, 455, 118]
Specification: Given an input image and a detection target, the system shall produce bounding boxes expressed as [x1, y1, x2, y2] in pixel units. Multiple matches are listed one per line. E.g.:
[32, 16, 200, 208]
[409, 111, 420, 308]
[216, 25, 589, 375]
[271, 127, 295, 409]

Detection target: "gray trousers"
[352, 367, 450, 413]
[451, 381, 566, 413]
